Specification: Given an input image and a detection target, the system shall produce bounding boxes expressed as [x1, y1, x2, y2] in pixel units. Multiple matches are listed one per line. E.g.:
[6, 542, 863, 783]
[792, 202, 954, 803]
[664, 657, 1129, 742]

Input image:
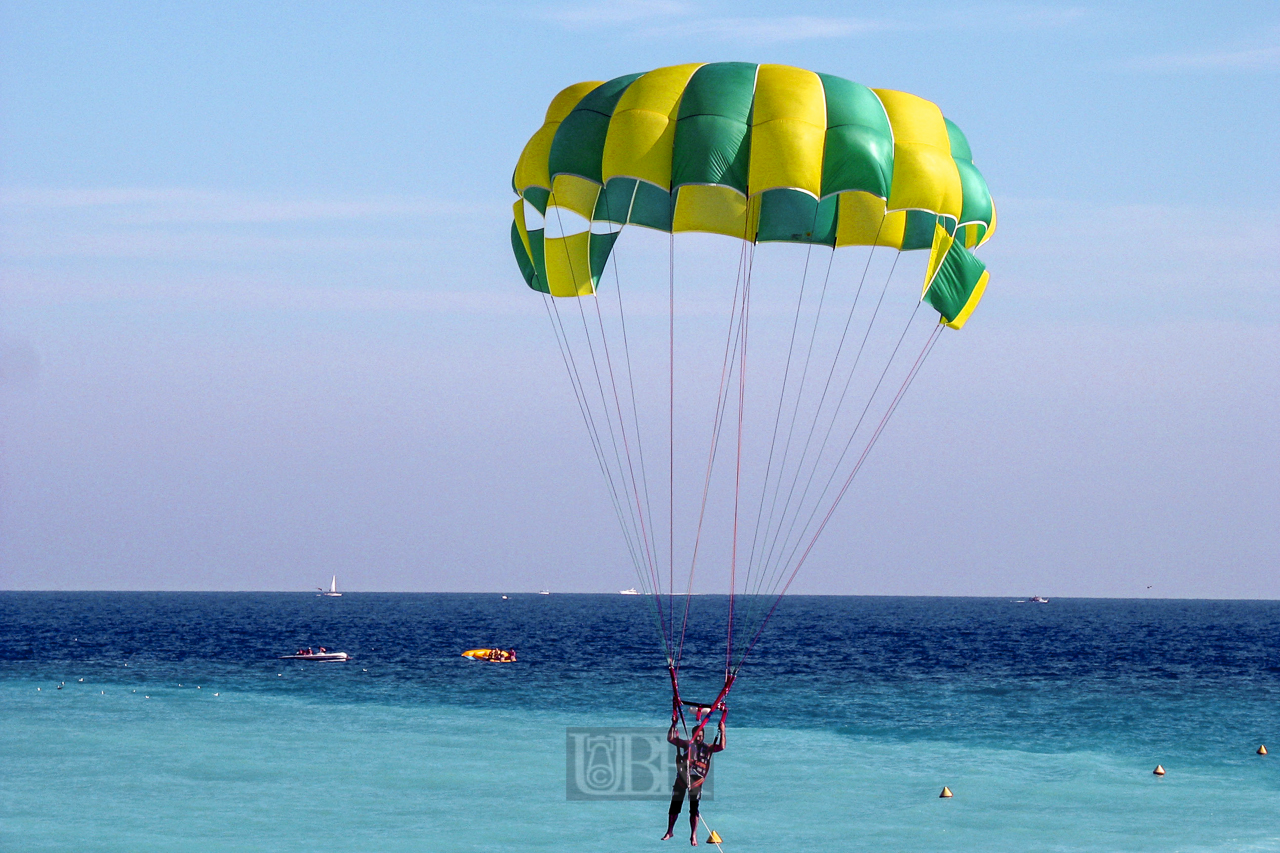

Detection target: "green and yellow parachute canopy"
[511, 62, 995, 329]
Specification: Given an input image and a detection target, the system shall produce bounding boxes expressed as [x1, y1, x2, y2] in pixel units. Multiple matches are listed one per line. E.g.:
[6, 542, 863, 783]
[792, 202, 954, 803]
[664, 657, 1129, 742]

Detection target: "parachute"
[510, 63, 995, 712]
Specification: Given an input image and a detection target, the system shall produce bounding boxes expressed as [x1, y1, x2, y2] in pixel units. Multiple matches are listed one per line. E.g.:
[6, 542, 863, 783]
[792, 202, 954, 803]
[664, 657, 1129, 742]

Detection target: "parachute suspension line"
[540, 294, 648, 594]
[620, 300, 664, 652]
[589, 292, 669, 644]
[579, 297, 673, 660]
[727, 231, 755, 678]
[738, 219, 888, 643]
[676, 236, 754, 675]
[751, 245, 836, 569]
[550, 202, 671, 661]
[732, 242, 920, 674]
[734, 321, 944, 675]
[742, 212, 819, 612]
[570, 283, 658, 613]
[752, 240, 899, 603]
[581, 244, 663, 620]
[604, 191, 663, 624]
[668, 230, 676, 656]
[597, 189, 671, 663]
[765, 292, 925, 606]
[749, 292, 930, 637]
[739, 212, 836, 639]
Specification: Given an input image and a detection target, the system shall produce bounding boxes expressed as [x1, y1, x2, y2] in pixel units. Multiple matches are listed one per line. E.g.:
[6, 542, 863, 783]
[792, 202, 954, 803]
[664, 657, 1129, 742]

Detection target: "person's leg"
[663, 778, 686, 840]
[688, 784, 702, 845]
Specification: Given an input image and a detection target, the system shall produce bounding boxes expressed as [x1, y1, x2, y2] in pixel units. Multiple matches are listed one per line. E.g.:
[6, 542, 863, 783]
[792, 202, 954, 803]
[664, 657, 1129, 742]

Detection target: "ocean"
[2, 593, 1278, 852]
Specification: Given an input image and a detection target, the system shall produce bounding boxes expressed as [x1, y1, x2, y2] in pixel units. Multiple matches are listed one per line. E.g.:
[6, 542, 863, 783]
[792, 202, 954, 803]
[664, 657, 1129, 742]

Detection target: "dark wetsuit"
[668, 724, 724, 818]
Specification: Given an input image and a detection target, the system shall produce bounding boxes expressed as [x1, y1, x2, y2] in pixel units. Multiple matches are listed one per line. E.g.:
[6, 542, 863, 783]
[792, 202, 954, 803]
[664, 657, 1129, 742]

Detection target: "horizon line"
[1, 590, 1275, 602]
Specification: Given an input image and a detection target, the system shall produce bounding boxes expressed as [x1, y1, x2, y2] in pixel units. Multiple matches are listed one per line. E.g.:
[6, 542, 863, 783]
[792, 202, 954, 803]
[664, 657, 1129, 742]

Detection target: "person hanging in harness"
[662, 703, 726, 845]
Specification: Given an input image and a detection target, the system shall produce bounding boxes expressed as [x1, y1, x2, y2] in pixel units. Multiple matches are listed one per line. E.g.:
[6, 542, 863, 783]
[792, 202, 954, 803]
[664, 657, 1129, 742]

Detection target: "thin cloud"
[538, 1, 894, 42]
[1129, 44, 1280, 72]
[986, 4, 1088, 29]
[663, 15, 890, 43]
[1, 266, 531, 317]
[540, 2, 1086, 42]
[0, 187, 493, 225]
[983, 197, 1280, 323]
[0, 187, 513, 281]
[538, 0, 692, 27]
[1128, 27, 1280, 72]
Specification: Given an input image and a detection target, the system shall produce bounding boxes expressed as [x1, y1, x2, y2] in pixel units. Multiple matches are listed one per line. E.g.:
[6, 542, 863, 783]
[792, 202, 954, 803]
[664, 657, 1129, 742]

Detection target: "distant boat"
[538, 590, 550, 595]
[280, 648, 349, 662]
[462, 648, 516, 662]
[317, 576, 342, 597]
[1029, 595, 1048, 603]
[620, 588, 639, 595]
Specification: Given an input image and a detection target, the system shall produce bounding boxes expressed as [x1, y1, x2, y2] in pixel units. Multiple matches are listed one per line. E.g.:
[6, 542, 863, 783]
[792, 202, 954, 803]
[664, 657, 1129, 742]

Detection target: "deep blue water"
[3, 593, 1279, 851]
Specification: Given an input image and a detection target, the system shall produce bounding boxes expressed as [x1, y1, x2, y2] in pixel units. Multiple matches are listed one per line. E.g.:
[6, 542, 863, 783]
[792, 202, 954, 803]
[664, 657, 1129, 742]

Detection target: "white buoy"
[214, 692, 220, 696]
[1153, 765, 1165, 776]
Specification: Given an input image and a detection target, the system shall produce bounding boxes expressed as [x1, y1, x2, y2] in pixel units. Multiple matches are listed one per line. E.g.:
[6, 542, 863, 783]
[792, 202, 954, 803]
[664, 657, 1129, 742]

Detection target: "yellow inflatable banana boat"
[462, 648, 517, 662]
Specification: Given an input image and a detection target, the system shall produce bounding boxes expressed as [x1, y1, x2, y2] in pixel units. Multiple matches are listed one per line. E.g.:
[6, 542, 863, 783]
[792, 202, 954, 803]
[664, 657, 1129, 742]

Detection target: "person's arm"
[711, 718, 726, 752]
[668, 723, 689, 748]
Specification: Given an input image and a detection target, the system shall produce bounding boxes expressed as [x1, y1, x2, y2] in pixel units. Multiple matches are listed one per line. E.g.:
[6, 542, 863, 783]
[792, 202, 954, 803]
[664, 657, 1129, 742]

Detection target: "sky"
[1, 1, 1277, 596]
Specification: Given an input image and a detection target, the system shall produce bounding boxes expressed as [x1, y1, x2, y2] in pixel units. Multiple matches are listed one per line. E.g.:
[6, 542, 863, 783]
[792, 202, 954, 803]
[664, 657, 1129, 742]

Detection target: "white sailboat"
[318, 576, 342, 597]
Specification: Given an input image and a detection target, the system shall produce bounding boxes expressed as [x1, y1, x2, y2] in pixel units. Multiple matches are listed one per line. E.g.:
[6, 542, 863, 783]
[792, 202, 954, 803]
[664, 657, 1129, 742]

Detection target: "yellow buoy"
[939, 786, 953, 798]
[1153, 765, 1165, 776]
[706, 830, 723, 844]
[1258, 745, 1267, 755]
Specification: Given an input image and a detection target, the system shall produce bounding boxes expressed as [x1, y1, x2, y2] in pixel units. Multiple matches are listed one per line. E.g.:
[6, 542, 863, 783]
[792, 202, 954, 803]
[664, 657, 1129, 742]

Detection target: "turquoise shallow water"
[2, 593, 1279, 852]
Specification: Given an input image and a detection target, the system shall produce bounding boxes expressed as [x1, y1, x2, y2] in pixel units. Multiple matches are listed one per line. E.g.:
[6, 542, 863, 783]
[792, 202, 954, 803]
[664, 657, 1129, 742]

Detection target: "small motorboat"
[619, 588, 639, 595]
[280, 648, 349, 662]
[538, 590, 550, 595]
[462, 648, 516, 662]
[1029, 596, 1049, 604]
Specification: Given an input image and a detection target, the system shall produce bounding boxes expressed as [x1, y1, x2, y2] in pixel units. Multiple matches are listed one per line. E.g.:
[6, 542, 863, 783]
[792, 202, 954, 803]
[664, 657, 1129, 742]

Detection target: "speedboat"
[317, 576, 342, 597]
[462, 648, 516, 662]
[280, 649, 349, 662]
